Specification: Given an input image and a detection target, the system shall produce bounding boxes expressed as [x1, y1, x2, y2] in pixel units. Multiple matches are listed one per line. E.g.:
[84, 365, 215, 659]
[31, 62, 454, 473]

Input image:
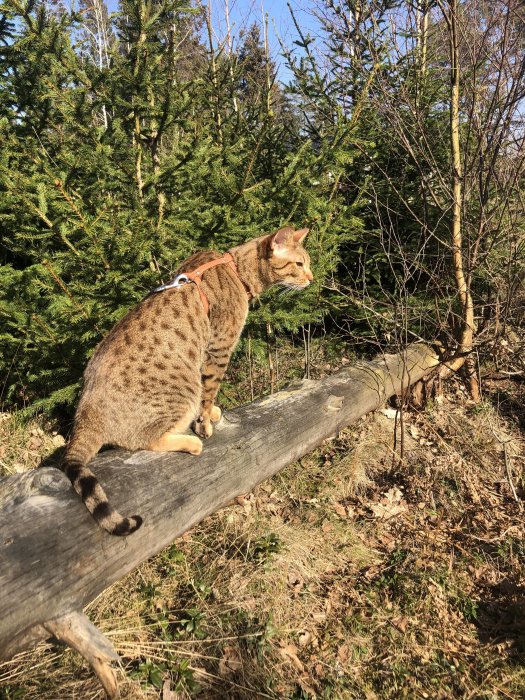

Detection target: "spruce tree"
[0, 0, 351, 415]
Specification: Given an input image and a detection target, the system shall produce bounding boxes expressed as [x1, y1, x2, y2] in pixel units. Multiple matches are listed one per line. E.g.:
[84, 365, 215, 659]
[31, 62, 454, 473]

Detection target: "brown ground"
[0, 365, 524, 699]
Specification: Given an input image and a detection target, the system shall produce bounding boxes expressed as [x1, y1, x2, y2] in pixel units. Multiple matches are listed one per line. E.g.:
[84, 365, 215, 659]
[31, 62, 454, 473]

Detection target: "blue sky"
[209, 1, 318, 50]
[210, 0, 320, 82]
[103, 0, 321, 83]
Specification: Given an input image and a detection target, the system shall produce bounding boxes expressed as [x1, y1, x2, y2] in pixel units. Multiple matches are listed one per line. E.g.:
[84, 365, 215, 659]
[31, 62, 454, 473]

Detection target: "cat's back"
[82, 273, 210, 393]
[177, 249, 250, 328]
[81, 248, 247, 389]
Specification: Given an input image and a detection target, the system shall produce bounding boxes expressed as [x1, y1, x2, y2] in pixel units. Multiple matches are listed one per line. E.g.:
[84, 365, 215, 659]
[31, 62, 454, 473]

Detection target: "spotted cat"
[62, 227, 313, 535]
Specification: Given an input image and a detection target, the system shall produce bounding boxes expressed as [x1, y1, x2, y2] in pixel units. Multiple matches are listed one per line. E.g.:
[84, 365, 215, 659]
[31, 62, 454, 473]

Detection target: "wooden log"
[0, 343, 439, 675]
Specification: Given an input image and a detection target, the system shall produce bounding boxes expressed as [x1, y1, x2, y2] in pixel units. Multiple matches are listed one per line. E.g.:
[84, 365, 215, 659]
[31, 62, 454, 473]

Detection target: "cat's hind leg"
[193, 404, 221, 439]
[146, 403, 202, 454]
[194, 350, 234, 438]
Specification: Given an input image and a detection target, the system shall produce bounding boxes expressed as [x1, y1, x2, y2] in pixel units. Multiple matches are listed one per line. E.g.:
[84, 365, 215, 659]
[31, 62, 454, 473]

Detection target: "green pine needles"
[0, 0, 353, 414]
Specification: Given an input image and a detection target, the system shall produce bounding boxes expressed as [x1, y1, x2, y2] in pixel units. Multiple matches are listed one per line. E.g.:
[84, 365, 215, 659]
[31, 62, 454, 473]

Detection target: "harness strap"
[184, 253, 241, 316]
[151, 252, 250, 317]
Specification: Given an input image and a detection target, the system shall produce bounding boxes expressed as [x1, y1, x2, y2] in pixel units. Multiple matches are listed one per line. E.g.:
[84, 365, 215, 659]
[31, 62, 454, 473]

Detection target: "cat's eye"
[296, 261, 304, 267]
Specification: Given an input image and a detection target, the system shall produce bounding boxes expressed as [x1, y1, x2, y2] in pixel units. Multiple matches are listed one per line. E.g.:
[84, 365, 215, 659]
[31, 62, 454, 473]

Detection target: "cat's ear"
[293, 228, 309, 244]
[270, 227, 294, 257]
[271, 227, 294, 246]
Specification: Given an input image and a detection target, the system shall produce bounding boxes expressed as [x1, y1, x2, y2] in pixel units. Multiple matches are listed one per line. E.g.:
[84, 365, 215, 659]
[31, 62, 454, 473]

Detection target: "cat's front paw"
[210, 405, 222, 423]
[192, 416, 214, 439]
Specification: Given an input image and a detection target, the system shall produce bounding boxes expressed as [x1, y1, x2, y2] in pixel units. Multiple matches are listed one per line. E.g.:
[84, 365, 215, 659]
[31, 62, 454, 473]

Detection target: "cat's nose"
[306, 269, 313, 282]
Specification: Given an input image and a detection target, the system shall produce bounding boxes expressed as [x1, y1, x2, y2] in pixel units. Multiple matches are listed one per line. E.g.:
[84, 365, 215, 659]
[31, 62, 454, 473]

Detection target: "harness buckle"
[151, 273, 190, 294]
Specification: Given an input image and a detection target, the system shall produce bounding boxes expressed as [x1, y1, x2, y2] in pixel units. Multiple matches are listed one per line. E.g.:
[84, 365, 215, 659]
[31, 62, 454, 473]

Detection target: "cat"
[62, 226, 313, 535]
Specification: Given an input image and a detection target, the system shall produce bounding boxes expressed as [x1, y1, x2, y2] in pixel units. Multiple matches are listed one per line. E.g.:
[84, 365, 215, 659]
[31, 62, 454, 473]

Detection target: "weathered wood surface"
[0, 343, 439, 662]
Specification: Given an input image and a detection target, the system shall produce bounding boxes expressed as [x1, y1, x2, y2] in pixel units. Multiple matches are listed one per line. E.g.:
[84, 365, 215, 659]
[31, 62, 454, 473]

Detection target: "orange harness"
[151, 252, 249, 316]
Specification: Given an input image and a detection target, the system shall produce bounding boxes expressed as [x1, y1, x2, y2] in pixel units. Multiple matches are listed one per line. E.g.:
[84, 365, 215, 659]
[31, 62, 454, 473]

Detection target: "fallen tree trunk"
[0, 343, 439, 695]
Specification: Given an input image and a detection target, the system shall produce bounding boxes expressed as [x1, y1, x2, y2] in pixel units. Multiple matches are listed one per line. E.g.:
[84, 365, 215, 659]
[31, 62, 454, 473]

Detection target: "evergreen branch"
[53, 178, 110, 270]
[31, 313, 57, 341]
[41, 259, 92, 322]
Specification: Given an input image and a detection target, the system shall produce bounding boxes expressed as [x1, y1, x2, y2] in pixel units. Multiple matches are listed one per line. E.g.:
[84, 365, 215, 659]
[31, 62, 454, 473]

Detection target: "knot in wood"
[32, 468, 69, 494]
[325, 395, 344, 412]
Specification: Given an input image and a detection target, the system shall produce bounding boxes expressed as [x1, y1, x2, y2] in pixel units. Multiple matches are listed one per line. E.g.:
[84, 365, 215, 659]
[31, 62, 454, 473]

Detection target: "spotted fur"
[62, 227, 313, 535]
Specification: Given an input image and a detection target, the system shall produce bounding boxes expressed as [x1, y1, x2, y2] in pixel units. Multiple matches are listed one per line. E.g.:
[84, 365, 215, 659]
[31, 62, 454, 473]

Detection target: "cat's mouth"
[279, 281, 311, 291]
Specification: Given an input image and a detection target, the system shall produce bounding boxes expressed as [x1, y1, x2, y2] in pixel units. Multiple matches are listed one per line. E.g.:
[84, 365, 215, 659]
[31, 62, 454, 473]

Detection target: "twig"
[503, 443, 520, 504]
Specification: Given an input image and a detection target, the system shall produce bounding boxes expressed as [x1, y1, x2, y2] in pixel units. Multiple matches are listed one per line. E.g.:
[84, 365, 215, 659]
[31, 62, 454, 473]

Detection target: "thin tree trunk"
[132, 2, 147, 202]
[419, 1, 428, 77]
[446, 0, 480, 400]
[205, 1, 223, 145]
[224, 0, 238, 115]
[263, 9, 272, 117]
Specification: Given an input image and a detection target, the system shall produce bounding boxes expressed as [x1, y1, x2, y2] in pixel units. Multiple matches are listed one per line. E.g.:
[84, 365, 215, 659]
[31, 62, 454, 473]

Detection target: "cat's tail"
[62, 431, 143, 537]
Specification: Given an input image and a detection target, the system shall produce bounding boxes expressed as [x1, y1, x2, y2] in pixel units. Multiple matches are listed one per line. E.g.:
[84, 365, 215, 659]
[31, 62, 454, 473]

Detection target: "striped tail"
[62, 437, 143, 536]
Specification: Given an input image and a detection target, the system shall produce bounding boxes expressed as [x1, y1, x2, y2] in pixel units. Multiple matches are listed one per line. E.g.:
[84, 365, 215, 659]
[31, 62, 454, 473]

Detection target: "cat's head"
[267, 227, 313, 289]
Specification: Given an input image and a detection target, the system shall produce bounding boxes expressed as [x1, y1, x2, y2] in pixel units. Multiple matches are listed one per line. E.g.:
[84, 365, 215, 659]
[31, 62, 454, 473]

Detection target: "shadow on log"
[0, 343, 440, 697]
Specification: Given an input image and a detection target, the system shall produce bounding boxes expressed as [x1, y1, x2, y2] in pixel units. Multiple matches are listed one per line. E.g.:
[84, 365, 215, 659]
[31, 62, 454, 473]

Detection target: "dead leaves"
[367, 486, 408, 520]
[233, 488, 285, 519]
[287, 571, 305, 593]
[278, 642, 304, 672]
[391, 616, 410, 633]
[161, 679, 178, 700]
[298, 630, 313, 647]
[332, 500, 355, 519]
[218, 645, 242, 677]
[0, 418, 65, 476]
[337, 642, 351, 665]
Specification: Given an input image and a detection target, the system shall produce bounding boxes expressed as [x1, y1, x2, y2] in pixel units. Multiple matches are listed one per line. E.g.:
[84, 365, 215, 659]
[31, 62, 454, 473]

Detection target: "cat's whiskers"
[278, 282, 306, 294]
[278, 285, 296, 297]
[278, 286, 295, 297]
[279, 281, 302, 288]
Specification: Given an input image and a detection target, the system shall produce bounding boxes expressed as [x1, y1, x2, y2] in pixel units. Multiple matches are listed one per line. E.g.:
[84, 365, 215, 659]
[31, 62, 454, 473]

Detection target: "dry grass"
[1, 365, 524, 699]
[0, 413, 64, 477]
